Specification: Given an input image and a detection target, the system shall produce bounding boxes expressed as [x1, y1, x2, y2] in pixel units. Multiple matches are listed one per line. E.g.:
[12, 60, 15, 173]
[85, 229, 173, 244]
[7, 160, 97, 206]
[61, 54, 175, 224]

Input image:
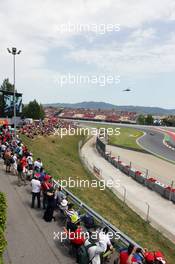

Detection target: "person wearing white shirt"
[84, 239, 101, 264]
[12, 153, 18, 175]
[31, 176, 41, 208]
[34, 158, 43, 172]
[96, 227, 113, 254]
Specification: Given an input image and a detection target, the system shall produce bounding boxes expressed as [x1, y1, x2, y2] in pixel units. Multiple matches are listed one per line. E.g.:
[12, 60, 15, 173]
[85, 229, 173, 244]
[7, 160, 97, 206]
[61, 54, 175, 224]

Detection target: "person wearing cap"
[69, 221, 85, 262]
[31, 175, 41, 209]
[59, 199, 68, 213]
[66, 203, 79, 219]
[66, 213, 80, 231]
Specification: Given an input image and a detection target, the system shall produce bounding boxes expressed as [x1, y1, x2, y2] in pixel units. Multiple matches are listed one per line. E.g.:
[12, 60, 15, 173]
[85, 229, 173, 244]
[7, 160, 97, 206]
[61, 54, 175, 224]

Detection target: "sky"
[0, 0, 175, 108]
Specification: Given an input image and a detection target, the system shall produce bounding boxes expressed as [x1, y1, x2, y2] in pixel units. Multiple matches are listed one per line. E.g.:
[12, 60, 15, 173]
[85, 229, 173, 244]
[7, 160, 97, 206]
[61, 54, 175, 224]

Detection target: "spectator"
[59, 198, 68, 213]
[31, 175, 41, 208]
[39, 167, 46, 182]
[34, 158, 43, 172]
[43, 189, 56, 222]
[66, 203, 79, 219]
[69, 221, 85, 262]
[84, 238, 101, 264]
[117, 244, 143, 264]
[54, 186, 66, 207]
[12, 153, 18, 175]
[4, 148, 11, 173]
[96, 227, 113, 255]
[67, 213, 80, 232]
[17, 158, 25, 186]
[41, 175, 53, 209]
[27, 153, 33, 170]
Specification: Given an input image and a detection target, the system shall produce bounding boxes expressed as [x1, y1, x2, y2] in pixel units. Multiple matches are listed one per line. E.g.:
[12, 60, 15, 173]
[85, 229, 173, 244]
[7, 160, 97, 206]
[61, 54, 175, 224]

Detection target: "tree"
[145, 114, 154, 125]
[137, 114, 145, 125]
[22, 100, 45, 120]
[0, 78, 14, 92]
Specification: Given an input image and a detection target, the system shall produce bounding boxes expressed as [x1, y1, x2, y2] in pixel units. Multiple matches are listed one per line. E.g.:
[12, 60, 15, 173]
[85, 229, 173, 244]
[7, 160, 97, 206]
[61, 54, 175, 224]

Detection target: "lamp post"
[7, 47, 21, 139]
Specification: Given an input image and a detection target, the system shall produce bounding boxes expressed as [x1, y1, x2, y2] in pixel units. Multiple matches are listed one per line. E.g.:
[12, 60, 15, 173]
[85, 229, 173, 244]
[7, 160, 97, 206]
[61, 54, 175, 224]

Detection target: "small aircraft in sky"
[123, 88, 132, 92]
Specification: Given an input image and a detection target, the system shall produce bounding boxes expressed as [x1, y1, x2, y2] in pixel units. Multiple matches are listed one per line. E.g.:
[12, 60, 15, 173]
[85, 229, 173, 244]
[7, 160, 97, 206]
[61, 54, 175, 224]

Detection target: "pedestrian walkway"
[0, 162, 74, 264]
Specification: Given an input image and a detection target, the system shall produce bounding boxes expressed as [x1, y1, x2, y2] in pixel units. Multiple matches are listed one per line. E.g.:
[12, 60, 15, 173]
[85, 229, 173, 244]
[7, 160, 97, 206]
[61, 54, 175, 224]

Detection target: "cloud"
[0, 0, 175, 103]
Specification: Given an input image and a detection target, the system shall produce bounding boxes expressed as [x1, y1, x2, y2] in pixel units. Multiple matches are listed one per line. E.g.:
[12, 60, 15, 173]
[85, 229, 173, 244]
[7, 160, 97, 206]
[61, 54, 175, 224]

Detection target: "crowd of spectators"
[20, 118, 77, 138]
[56, 108, 138, 123]
[0, 125, 167, 264]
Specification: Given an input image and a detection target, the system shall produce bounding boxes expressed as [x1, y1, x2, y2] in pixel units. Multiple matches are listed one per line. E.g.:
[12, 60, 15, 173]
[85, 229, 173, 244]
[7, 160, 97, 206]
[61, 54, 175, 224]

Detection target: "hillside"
[45, 101, 175, 115]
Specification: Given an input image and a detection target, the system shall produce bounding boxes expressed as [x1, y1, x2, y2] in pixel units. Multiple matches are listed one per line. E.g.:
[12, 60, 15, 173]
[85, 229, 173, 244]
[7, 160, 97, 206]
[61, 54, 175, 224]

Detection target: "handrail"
[52, 179, 141, 249]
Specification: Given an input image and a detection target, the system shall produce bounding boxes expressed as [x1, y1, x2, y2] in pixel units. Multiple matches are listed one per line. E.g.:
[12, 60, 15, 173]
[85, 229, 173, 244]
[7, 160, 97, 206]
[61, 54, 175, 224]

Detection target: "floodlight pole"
[13, 52, 16, 138]
[7, 47, 21, 140]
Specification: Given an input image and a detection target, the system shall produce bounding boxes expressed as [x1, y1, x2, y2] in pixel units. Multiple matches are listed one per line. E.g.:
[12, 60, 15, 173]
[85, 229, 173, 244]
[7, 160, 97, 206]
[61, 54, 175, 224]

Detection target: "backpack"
[78, 243, 96, 264]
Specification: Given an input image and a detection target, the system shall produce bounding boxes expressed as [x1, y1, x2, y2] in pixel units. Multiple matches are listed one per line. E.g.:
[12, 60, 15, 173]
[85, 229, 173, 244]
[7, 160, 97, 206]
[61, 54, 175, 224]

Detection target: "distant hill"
[45, 101, 175, 115]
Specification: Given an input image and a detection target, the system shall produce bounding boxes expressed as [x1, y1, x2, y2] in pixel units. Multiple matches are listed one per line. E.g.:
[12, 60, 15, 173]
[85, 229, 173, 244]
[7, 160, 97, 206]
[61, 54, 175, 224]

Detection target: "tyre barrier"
[96, 137, 175, 204]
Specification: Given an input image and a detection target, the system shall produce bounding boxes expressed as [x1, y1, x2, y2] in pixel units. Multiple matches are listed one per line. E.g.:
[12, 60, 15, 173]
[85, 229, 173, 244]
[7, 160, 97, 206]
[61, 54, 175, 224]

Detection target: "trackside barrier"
[96, 137, 175, 204]
[52, 179, 141, 251]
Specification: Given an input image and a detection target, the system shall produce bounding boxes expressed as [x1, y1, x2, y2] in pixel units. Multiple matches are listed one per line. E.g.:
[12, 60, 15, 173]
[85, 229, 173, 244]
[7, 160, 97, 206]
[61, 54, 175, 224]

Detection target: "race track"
[137, 128, 175, 163]
[78, 120, 175, 163]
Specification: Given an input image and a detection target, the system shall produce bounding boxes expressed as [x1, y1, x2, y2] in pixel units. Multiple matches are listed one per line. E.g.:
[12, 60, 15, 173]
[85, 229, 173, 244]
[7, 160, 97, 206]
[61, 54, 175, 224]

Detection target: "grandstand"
[45, 107, 138, 124]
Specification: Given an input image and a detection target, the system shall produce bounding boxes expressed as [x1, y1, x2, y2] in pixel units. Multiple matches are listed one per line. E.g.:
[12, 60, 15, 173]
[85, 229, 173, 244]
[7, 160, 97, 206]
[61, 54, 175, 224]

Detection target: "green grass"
[21, 134, 175, 263]
[109, 127, 144, 150]
[82, 123, 144, 151]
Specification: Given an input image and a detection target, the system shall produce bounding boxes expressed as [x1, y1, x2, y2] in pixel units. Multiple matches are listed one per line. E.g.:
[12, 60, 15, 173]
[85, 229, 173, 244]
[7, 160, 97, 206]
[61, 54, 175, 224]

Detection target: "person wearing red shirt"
[20, 156, 27, 184]
[118, 244, 141, 264]
[41, 176, 53, 209]
[69, 223, 85, 262]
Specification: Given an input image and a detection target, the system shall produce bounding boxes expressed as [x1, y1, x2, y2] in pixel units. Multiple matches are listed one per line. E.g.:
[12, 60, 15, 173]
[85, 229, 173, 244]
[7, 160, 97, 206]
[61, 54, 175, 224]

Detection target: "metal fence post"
[146, 202, 150, 222]
[169, 181, 174, 201]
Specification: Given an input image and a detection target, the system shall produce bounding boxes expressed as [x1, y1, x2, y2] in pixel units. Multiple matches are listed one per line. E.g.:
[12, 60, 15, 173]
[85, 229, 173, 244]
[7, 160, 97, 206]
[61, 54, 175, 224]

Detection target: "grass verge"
[82, 123, 144, 151]
[21, 134, 175, 263]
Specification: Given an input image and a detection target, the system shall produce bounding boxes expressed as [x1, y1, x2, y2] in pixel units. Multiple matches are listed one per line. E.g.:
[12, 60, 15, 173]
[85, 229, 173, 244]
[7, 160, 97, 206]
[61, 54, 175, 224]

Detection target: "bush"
[0, 192, 7, 260]
[0, 228, 7, 258]
[0, 193, 7, 231]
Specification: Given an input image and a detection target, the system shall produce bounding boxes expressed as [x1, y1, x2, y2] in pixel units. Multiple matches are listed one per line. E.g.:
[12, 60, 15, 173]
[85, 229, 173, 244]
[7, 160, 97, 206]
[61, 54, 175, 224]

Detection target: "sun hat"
[61, 199, 68, 207]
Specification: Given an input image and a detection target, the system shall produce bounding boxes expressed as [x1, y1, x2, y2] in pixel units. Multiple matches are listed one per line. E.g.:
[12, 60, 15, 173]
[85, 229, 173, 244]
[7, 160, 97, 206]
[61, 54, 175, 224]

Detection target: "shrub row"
[0, 192, 7, 261]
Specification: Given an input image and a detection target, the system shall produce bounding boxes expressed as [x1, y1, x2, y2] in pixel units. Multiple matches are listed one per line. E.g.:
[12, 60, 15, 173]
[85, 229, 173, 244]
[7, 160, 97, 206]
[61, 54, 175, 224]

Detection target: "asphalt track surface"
[137, 128, 175, 163]
[77, 120, 175, 163]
